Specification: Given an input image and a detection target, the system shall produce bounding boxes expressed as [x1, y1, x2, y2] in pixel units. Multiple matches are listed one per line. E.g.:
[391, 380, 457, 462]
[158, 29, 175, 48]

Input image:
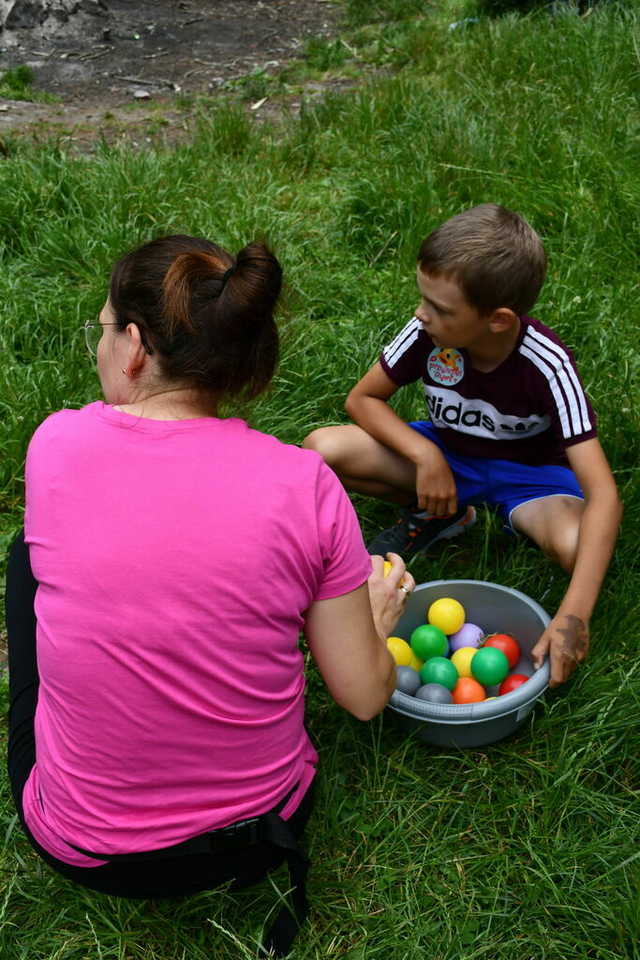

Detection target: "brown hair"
[109, 235, 282, 400]
[417, 204, 547, 316]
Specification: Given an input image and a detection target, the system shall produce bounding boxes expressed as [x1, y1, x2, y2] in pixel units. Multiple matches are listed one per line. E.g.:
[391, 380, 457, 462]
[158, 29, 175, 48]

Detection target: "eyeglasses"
[84, 318, 154, 358]
[84, 320, 119, 357]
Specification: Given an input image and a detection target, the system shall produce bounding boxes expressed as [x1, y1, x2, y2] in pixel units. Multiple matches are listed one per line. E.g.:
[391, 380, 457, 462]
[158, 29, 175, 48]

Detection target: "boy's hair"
[417, 204, 547, 316]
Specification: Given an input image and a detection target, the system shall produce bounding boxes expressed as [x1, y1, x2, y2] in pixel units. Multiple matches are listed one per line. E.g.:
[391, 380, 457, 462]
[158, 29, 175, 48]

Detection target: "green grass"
[0, 65, 59, 104]
[1, 0, 640, 957]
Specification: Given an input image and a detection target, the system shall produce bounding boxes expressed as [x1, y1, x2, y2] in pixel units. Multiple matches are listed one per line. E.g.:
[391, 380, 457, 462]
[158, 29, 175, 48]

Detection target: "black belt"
[70, 789, 309, 957]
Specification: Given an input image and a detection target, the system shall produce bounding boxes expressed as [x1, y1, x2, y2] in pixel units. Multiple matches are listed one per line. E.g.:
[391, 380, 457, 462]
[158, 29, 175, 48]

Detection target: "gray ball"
[415, 683, 453, 704]
[395, 666, 421, 695]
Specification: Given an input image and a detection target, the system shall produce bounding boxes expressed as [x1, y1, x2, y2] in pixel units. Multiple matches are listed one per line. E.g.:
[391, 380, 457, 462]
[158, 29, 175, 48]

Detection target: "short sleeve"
[379, 317, 425, 386]
[24, 410, 69, 541]
[313, 463, 372, 601]
[520, 329, 598, 449]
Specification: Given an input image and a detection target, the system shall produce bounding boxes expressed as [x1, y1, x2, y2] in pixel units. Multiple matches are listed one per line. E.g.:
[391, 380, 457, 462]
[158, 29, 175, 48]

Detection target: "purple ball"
[448, 622, 484, 652]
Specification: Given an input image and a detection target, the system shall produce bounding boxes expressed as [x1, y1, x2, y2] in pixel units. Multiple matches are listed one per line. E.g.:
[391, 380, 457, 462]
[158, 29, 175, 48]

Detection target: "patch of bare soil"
[0, 0, 341, 147]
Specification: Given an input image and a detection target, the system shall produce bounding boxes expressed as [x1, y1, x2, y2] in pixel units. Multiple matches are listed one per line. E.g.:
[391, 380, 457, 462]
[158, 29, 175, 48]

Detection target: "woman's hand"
[415, 448, 458, 517]
[531, 612, 589, 687]
[367, 552, 416, 641]
[305, 555, 414, 721]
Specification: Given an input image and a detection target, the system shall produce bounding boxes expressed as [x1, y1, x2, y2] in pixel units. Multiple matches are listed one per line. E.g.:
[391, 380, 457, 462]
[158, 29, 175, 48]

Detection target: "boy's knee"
[547, 531, 578, 572]
[302, 427, 342, 467]
[543, 506, 581, 573]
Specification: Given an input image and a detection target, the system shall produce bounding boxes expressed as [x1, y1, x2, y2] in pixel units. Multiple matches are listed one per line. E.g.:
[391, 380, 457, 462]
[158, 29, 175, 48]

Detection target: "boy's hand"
[415, 448, 458, 516]
[531, 613, 589, 687]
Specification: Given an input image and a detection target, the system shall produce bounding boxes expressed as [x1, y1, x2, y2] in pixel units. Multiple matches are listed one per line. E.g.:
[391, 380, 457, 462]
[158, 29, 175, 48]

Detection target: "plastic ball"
[471, 647, 509, 686]
[448, 622, 484, 652]
[419, 656, 458, 691]
[395, 666, 422, 696]
[383, 560, 392, 577]
[483, 633, 521, 668]
[428, 597, 465, 635]
[450, 646, 478, 678]
[499, 673, 529, 696]
[408, 652, 424, 672]
[410, 624, 448, 661]
[452, 677, 486, 704]
[386, 636, 414, 667]
[415, 683, 453, 704]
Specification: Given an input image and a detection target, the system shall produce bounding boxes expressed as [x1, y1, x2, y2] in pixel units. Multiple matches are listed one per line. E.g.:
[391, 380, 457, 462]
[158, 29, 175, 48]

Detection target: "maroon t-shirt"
[380, 315, 597, 466]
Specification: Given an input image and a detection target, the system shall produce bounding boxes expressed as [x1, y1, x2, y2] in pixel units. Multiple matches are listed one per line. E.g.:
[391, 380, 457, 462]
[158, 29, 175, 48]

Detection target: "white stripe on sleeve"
[523, 335, 581, 434]
[526, 327, 592, 433]
[519, 342, 572, 439]
[383, 317, 421, 368]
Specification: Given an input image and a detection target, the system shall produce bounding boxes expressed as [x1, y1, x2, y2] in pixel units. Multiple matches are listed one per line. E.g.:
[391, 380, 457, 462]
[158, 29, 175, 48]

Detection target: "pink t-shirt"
[23, 402, 371, 867]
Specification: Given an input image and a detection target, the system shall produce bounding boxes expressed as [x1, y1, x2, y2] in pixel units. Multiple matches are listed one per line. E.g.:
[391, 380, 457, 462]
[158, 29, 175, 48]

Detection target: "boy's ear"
[488, 307, 519, 334]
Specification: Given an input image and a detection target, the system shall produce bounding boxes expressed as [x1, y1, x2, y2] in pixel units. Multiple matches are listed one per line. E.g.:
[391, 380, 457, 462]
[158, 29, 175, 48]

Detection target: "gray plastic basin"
[387, 579, 550, 748]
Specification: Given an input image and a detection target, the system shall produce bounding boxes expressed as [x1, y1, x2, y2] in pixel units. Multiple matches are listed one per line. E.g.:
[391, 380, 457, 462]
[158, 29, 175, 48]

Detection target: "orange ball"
[452, 677, 486, 704]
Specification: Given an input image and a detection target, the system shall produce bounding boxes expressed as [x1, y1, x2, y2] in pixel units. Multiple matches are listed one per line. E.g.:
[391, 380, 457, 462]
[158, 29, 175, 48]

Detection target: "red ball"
[452, 677, 486, 704]
[483, 633, 521, 668]
[499, 673, 529, 695]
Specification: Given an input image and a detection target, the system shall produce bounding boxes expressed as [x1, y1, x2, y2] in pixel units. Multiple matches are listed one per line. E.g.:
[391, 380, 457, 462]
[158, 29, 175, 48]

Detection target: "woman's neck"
[112, 387, 218, 421]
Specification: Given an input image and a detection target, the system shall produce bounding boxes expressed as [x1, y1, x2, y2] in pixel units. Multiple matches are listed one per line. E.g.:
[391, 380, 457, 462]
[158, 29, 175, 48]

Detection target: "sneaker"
[367, 505, 476, 559]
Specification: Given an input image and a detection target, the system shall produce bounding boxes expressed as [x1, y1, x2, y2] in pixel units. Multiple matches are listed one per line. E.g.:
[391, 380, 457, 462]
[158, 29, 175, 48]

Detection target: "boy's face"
[415, 268, 487, 348]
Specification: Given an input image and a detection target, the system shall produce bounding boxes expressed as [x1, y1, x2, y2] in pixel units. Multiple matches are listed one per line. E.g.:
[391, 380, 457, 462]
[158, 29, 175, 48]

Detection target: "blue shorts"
[409, 421, 584, 532]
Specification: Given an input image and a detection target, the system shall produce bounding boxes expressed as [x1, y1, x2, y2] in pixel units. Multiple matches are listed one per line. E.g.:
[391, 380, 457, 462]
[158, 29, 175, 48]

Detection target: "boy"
[303, 204, 622, 687]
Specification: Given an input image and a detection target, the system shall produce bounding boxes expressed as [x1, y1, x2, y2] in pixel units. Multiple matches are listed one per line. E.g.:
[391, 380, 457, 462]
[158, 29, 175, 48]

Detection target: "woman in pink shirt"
[5, 234, 413, 956]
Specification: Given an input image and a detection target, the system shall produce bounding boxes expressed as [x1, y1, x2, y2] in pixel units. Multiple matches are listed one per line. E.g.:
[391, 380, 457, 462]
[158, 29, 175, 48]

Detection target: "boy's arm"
[531, 437, 622, 685]
[345, 362, 458, 515]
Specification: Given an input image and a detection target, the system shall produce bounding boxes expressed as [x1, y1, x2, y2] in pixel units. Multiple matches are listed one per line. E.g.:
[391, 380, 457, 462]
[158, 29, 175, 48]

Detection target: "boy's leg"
[510, 495, 584, 573]
[302, 424, 417, 504]
[490, 459, 585, 572]
[304, 424, 479, 557]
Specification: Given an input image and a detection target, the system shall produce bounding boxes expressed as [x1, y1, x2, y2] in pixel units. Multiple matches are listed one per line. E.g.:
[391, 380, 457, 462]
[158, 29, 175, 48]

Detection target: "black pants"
[5, 530, 313, 900]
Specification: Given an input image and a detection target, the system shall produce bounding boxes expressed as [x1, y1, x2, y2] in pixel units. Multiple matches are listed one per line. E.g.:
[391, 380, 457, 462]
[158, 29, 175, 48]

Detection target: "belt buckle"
[216, 816, 261, 850]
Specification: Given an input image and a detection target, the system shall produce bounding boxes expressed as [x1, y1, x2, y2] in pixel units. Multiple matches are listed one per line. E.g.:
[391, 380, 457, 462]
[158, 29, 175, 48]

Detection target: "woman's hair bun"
[222, 242, 282, 322]
[163, 250, 225, 335]
[110, 234, 283, 401]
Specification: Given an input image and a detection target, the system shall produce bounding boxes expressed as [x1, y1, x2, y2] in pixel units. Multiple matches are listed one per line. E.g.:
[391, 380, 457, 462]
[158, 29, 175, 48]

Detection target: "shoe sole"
[421, 505, 477, 551]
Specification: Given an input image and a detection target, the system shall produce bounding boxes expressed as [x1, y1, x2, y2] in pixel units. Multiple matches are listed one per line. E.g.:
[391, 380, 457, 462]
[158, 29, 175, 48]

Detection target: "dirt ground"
[0, 0, 341, 145]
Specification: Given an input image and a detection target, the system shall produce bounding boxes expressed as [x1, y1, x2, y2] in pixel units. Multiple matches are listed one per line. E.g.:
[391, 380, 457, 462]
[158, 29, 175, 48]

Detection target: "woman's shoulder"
[239, 424, 347, 503]
[242, 422, 328, 473]
[29, 402, 101, 447]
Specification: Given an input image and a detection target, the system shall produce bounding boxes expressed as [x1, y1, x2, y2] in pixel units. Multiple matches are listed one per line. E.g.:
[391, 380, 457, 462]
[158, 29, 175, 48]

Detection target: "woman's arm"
[304, 554, 414, 721]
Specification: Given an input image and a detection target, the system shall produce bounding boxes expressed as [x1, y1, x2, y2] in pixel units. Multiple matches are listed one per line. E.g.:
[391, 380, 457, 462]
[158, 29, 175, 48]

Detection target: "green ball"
[410, 624, 448, 661]
[471, 646, 509, 685]
[419, 656, 458, 691]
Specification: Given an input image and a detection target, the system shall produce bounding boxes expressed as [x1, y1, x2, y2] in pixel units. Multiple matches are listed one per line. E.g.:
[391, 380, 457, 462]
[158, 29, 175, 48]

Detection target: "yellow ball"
[450, 646, 477, 678]
[383, 560, 392, 577]
[408, 652, 424, 672]
[386, 636, 413, 666]
[428, 597, 465, 635]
